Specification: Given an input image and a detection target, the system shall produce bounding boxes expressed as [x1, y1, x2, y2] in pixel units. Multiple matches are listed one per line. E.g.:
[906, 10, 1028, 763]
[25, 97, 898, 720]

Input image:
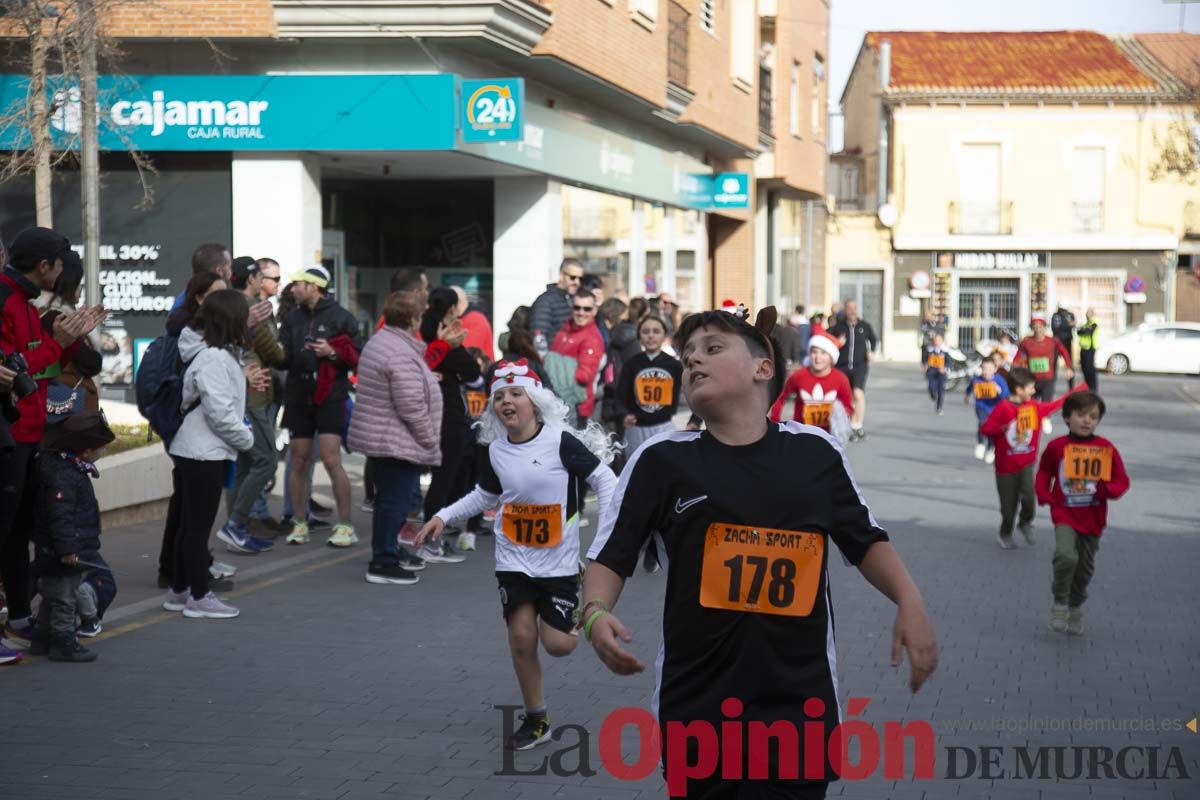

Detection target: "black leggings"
[424, 421, 470, 522]
[172, 457, 227, 600]
[0, 443, 38, 621]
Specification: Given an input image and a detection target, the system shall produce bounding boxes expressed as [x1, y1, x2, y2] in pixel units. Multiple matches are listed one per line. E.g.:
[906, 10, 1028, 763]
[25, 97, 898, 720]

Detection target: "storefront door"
[958, 278, 1019, 352]
[836, 269, 884, 347]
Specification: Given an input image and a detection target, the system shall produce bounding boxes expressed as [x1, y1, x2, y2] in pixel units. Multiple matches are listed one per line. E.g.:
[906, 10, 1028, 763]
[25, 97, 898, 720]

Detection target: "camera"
[1, 351, 39, 400]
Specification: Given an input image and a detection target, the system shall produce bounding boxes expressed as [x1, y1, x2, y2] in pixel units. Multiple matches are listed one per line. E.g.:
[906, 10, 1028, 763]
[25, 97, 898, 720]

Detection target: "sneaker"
[936, 409, 944, 416]
[1066, 607, 1083, 636]
[996, 532, 1016, 550]
[217, 521, 259, 555]
[49, 639, 97, 663]
[209, 561, 237, 580]
[182, 592, 240, 619]
[1018, 523, 1035, 546]
[1049, 603, 1069, 633]
[286, 520, 310, 545]
[247, 534, 275, 552]
[1, 619, 36, 651]
[984, 449, 996, 465]
[418, 542, 466, 564]
[361, 499, 375, 513]
[397, 548, 426, 572]
[851, 427, 866, 442]
[77, 618, 102, 638]
[1042, 417, 1052, 436]
[307, 515, 332, 531]
[0, 644, 23, 665]
[162, 589, 189, 612]
[507, 713, 551, 751]
[458, 532, 477, 551]
[365, 563, 420, 585]
[974, 443, 986, 460]
[309, 498, 332, 517]
[327, 523, 358, 548]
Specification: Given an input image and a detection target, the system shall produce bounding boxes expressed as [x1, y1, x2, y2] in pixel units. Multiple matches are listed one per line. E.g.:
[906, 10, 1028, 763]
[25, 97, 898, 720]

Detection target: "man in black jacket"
[529, 258, 583, 354]
[279, 266, 363, 548]
[828, 299, 878, 442]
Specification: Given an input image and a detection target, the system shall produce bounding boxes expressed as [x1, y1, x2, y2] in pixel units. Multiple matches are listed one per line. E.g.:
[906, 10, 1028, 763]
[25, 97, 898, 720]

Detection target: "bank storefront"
[891, 247, 1173, 354]
[1, 72, 747, 391]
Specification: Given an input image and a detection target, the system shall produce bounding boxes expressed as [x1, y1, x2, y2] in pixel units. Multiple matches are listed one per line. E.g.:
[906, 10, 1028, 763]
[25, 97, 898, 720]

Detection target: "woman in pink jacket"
[347, 291, 443, 586]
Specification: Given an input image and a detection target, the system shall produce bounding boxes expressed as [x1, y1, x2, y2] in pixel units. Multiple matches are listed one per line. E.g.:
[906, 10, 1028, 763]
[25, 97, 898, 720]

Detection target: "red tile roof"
[1134, 33, 1200, 86]
[865, 31, 1157, 95]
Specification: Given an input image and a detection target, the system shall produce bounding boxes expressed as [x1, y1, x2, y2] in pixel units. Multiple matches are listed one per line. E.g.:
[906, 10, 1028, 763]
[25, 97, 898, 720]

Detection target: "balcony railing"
[1072, 201, 1103, 233]
[667, 1, 689, 88]
[758, 65, 773, 135]
[949, 200, 1013, 235]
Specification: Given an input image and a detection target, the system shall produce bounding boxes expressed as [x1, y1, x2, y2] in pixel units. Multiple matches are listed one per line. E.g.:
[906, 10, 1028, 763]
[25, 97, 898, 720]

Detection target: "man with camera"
[1, 227, 106, 655]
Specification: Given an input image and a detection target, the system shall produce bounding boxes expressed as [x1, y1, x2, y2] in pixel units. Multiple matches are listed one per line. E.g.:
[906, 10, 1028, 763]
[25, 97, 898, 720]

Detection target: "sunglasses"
[572, 304, 595, 312]
[261, 275, 280, 282]
[565, 274, 583, 282]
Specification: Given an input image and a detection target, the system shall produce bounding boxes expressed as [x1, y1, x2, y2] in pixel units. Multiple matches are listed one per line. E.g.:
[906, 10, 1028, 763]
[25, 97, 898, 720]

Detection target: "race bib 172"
[700, 523, 824, 617]
[802, 401, 832, 429]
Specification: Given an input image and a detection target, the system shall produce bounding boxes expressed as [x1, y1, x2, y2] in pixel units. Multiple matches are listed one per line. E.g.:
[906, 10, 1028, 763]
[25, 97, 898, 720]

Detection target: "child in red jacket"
[980, 367, 1085, 550]
[1035, 391, 1129, 636]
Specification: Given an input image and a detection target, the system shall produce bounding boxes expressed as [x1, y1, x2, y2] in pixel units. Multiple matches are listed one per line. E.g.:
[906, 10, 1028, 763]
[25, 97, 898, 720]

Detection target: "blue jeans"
[369, 457, 421, 567]
[975, 404, 994, 450]
[926, 370, 946, 411]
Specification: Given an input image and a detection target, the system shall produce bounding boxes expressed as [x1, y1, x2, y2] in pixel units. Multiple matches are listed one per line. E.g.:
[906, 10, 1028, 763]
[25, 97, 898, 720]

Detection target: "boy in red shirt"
[769, 332, 853, 444]
[1036, 391, 1129, 635]
[1015, 315, 1074, 434]
[980, 367, 1085, 550]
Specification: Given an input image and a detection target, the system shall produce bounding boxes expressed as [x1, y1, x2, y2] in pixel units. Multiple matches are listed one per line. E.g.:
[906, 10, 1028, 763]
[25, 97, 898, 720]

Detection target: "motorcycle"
[943, 345, 981, 392]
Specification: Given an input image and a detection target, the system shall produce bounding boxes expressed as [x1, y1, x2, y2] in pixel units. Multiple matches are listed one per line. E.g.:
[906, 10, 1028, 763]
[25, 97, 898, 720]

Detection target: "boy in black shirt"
[616, 315, 684, 455]
[583, 307, 938, 799]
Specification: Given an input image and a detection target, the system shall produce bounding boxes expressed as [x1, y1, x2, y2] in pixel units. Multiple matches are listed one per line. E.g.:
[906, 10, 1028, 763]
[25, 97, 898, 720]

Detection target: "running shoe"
[1018, 523, 1035, 546]
[974, 443, 986, 460]
[458, 532, 477, 551]
[1049, 603, 1069, 633]
[286, 519, 310, 545]
[365, 563, 420, 585]
[417, 542, 466, 564]
[0, 645, 23, 665]
[327, 524, 358, 548]
[936, 409, 944, 416]
[507, 714, 552, 751]
[209, 561, 237, 580]
[397, 548, 426, 572]
[77, 618, 102, 638]
[183, 592, 240, 619]
[217, 521, 262, 555]
[361, 499, 375, 513]
[984, 449, 995, 465]
[1, 619, 36, 651]
[162, 589, 189, 612]
[1042, 418, 1052, 436]
[1066, 608, 1083, 636]
[49, 639, 97, 663]
[996, 532, 1016, 550]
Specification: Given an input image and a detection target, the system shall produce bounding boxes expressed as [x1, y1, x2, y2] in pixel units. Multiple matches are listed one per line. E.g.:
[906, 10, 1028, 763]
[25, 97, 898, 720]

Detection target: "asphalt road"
[1, 363, 1197, 800]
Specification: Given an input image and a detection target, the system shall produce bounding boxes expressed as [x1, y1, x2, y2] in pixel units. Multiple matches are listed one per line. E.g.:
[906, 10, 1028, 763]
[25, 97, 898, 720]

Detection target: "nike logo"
[674, 495, 708, 514]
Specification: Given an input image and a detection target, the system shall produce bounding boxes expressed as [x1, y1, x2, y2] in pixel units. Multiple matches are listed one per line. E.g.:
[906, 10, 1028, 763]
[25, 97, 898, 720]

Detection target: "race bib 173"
[501, 503, 563, 548]
[700, 523, 824, 617]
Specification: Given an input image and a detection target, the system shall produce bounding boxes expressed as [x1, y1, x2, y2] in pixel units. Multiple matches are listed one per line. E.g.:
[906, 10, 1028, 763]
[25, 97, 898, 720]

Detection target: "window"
[1071, 147, 1105, 233]
[789, 60, 800, 137]
[699, 0, 715, 33]
[1174, 328, 1200, 339]
[811, 54, 825, 137]
[730, 0, 755, 87]
[837, 164, 859, 209]
[958, 143, 1002, 234]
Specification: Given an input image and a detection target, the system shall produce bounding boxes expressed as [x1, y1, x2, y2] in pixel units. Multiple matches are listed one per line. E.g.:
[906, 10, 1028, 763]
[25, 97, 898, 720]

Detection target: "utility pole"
[79, 0, 101, 302]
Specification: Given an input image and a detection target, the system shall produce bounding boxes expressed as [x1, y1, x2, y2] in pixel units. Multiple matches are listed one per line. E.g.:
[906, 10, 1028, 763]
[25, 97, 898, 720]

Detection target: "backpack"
[134, 333, 197, 445]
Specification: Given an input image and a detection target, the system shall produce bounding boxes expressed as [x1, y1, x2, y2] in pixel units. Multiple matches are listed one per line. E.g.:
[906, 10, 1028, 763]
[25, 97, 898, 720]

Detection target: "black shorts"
[496, 571, 579, 634]
[1034, 377, 1056, 402]
[283, 398, 345, 439]
[839, 364, 869, 390]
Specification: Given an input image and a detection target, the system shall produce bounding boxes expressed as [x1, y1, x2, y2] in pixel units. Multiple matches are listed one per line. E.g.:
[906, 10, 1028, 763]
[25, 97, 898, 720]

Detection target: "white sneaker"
[974, 443, 986, 460]
[418, 543, 466, 564]
[1042, 417, 1052, 435]
[996, 532, 1016, 550]
[1066, 607, 1083, 635]
[457, 532, 477, 551]
[162, 589, 189, 612]
[984, 449, 996, 464]
[182, 592, 240, 619]
[209, 561, 237, 580]
[1018, 523, 1035, 546]
[1050, 603, 1069, 633]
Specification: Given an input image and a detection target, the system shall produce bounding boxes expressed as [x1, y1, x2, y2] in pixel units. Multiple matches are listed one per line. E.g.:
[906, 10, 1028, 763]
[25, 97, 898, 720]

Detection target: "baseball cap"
[230, 256, 259, 288]
[7, 227, 72, 272]
[291, 264, 330, 289]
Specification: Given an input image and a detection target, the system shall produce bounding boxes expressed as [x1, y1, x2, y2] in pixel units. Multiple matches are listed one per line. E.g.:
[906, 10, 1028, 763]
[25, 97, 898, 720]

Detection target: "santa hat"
[1030, 314, 1047, 326]
[490, 359, 543, 395]
[807, 332, 841, 360]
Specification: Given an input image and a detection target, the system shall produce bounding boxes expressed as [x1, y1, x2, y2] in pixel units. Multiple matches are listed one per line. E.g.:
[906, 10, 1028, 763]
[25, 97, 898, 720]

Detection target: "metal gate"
[958, 278, 1019, 352]
[835, 269, 884, 347]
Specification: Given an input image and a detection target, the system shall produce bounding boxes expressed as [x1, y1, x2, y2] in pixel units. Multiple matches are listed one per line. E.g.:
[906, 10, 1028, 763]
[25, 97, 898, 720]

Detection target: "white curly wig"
[473, 384, 620, 464]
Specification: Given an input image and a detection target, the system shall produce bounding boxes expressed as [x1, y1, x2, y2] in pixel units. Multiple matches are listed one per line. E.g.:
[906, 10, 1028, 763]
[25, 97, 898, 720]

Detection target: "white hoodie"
[168, 326, 253, 461]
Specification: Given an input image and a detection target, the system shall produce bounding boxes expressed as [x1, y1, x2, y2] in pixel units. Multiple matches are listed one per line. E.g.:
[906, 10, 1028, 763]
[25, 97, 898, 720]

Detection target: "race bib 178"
[700, 523, 824, 617]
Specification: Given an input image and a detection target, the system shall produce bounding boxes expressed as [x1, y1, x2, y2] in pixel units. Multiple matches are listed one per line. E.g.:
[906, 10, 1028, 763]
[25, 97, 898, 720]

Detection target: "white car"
[1096, 323, 1200, 376]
